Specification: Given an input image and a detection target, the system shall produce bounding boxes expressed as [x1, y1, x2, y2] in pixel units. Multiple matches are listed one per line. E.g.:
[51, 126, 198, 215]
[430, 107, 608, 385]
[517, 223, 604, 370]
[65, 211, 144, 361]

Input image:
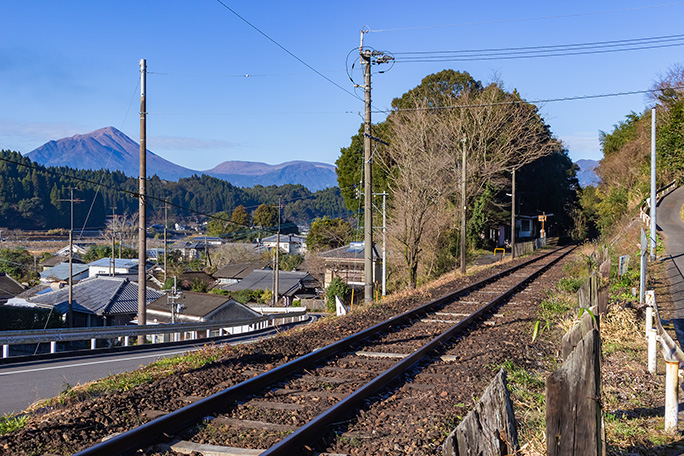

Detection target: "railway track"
[74, 245, 573, 456]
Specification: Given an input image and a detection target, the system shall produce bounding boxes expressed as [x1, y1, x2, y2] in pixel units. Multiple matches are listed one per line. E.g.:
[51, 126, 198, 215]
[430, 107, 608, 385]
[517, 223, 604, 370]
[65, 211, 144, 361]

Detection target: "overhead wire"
[391, 33, 684, 63]
[213, 0, 362, 102]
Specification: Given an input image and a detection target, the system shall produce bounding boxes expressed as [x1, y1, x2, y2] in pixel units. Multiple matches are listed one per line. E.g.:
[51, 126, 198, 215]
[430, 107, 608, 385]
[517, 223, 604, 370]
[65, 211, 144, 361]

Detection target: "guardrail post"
[665, 361, 679, 432]
[2, 344, 8, 358]
[124, 336, 130, 346]
[648, 329, 657, 374]
[646, 291, 655, 337]
[91, 338, 96, 350]
[50, 341, 56, 353]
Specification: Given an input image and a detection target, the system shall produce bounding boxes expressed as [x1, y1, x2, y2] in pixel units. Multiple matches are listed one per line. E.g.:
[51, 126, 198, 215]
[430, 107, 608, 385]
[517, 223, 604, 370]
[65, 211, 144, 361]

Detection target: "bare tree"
[385, 101, 453, 288]
[384, 81, 562, 289]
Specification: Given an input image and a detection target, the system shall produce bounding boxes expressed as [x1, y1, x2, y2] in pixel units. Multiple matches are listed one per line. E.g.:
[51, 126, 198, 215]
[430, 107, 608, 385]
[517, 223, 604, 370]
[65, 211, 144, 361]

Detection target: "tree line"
[0, 150, 350, 231]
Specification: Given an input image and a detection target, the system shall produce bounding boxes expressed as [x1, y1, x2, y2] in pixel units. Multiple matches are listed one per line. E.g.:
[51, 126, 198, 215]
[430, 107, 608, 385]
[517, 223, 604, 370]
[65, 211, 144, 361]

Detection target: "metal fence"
[1, 307, 307, 359]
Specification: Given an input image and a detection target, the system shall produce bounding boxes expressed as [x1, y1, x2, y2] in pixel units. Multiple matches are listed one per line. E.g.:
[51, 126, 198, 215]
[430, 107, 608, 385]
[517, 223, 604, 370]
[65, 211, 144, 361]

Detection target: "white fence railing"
[640, 180, 677, 228]
[0, 308, 308, 359]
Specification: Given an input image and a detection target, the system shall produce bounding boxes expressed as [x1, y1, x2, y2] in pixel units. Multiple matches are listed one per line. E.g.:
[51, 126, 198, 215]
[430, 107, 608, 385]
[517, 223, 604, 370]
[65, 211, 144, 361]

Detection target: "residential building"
[40, 263, 90, 284]
[318, 242, 381, 289]
[213, 262, 270, 286]
[262, 234, 307, 255]
[223, 269, 320, 306]
[9, 276, 164, 327]
[0, 273, 25, 304]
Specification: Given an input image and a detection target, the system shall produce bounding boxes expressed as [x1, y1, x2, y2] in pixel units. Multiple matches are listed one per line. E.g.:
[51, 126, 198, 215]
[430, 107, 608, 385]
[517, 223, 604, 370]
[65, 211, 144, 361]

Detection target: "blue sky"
[1, 1, 683, 171]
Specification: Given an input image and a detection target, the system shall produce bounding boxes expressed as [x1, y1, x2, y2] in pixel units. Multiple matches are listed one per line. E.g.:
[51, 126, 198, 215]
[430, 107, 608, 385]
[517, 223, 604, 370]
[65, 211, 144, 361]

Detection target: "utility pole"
[359, 29, 393, 303]
[650, 107, 657, 261]
[273, 197, 281, 306]
[511, 169, 516, 260]
[138, 58, 147, 343]
[373, 191, 388, 297]
[58, 188, 82, 328]
[164, 200, 168, 282]
[460, 138, 467, 274]
[109, 207, 116, 277]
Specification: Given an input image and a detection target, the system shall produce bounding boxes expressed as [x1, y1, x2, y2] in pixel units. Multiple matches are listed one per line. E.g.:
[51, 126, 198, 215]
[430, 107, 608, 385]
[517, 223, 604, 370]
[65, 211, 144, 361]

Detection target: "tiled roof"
[214, 263, 270, 279]
[40, 263, 89, 281]
[147, 291, 261, 321]
[224, 270, 319, 297]
[28, 276, 163, 316]
[318, 242, 380, 260]
[0, 273, 25, 297]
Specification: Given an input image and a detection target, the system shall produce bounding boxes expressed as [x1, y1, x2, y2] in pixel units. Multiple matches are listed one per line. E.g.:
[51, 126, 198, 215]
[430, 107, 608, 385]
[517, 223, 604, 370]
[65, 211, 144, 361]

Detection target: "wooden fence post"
[443, 369, 519, 456]
[546, 328, 604, 456]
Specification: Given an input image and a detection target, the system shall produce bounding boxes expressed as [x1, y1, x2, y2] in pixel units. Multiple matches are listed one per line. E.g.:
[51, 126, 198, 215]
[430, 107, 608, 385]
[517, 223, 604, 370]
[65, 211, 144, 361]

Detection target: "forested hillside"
[583, 64, 684, 234]
[0, 150, 350, 230]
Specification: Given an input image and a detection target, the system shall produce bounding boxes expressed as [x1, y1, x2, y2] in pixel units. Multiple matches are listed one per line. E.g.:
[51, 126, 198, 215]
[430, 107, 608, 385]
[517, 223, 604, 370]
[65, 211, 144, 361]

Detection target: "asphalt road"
[655, 186, 684, 343]
[0, 316, 319, 416]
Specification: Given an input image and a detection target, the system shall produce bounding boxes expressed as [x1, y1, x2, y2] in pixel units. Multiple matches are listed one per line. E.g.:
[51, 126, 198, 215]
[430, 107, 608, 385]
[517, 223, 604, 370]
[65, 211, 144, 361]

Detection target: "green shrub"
[325, 277, 349, 313]
[557, 277, 585, 293]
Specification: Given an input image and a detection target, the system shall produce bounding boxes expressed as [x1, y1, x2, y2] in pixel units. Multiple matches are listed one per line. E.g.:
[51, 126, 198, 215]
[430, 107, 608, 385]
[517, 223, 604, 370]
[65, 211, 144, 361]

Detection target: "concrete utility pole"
[58, 188, 82, 328]
[361, 30, 373, 304]
[511, 169, 516, 260]
[650, 107, 657, 261]
[138, 58, 147, 343]
[460, 139, 467, 274]
[359, 30, 393, 303]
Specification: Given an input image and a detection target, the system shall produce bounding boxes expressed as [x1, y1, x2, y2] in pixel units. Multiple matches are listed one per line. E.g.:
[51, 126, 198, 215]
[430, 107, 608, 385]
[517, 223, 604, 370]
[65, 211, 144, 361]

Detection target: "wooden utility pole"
[273, 197, 282, 306]
[164, 200, 168, 282]
[110, 207, 116, 277]
[138, 58, 147, 343]
[460, 138, 467, 274]
[59, 188, 82, 328]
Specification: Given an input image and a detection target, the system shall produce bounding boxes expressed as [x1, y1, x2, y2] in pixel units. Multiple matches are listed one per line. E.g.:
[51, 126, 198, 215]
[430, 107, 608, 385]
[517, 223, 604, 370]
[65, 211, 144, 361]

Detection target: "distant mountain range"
[26, 127, 338, 191]
[575, 159, 600, 187]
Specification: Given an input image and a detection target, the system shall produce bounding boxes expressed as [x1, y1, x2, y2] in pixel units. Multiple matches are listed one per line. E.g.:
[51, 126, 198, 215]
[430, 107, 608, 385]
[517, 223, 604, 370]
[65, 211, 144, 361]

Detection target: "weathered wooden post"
[443, 369, 519, 456]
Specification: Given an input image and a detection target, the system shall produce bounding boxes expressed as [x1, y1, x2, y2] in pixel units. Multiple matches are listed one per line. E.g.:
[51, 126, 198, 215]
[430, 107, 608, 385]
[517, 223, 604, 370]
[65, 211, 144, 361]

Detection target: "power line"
[391, 33, 684, 63]
[368, 2, 684, 32]
[373, 88, 670, 114]
[213, 0, 361, 102]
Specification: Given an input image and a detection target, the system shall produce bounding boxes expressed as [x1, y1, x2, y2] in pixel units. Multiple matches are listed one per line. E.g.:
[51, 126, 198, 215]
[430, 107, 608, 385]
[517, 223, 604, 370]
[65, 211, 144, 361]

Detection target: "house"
[146, 291, 261, 325]
[0, 273, 25, 304]
[55, 244, 89, 257]
[41, 254, 84, 270]
[213, 262, 270, 286]
[10, 276, 164, 327]
[170, 239, 218, 261]
[495, 215, 543, 247]
[87, 258, 153, 277]
[262, 234, 307, 255]
[318, 242, 381, 289]
[40, 263, 90, 284]
[175, 271, 217, 291]
[223, 269, 320, 306]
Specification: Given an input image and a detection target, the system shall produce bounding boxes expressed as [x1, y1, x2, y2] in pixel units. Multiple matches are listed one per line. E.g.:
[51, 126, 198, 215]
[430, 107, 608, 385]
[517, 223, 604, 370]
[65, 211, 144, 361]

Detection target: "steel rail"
[262, 245, 574, 455]
[73, 246, 569, 456]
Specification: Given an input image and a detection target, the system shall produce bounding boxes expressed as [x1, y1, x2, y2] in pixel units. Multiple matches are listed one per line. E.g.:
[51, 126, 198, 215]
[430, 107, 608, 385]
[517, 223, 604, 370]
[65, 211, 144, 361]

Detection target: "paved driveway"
[656, 186, 684, 343]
